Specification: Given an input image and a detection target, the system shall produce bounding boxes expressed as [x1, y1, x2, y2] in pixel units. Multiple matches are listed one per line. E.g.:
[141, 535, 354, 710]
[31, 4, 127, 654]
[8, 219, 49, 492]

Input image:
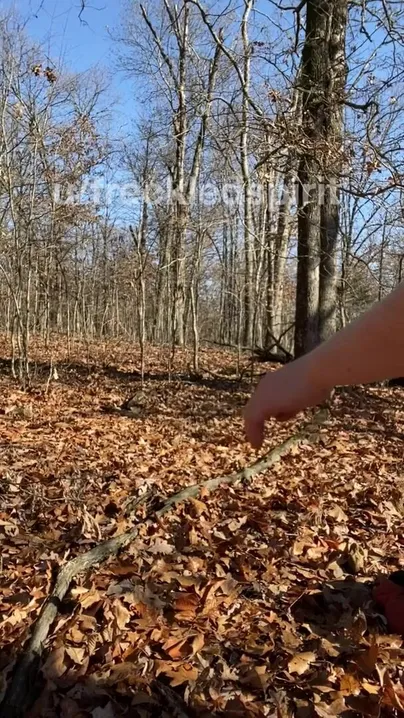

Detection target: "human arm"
[244, 281, 404, 449]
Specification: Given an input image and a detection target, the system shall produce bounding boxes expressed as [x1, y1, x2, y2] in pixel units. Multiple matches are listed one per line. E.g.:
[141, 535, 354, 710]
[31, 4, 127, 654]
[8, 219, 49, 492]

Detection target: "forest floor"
[1, 337, 404, 718]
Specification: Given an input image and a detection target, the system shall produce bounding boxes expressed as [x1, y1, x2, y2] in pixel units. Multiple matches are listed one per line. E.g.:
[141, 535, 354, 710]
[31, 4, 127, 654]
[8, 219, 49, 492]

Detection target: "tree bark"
[294, 0, 348, 356]
[318, 0, 347, 342]
[241, 0, 254, 348]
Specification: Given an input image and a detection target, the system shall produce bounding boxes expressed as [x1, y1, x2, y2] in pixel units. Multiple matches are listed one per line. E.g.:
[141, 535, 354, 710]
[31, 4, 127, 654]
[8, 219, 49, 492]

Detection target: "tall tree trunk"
[241, 0, 254, 347]
[153, 219, 171, 344]
[319, 184, 339, 340]
[266, 164, 294, 347]
[318, 0, 347, 342]
[294, 0, 348, 357]
[295, 164, 321, 356]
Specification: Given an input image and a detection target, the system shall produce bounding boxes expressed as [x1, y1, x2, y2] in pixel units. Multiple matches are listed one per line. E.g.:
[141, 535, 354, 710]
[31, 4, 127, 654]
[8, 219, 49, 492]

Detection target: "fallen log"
[1, 409, 328, 718]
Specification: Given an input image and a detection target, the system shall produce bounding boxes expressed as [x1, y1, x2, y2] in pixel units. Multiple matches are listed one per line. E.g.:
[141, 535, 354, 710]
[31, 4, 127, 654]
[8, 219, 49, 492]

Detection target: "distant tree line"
[1, 2, 404, 381]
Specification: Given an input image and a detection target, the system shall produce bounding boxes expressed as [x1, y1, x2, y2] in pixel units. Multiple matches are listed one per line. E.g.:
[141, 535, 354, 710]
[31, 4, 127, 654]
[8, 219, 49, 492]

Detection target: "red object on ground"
[373, 578, 404, 635]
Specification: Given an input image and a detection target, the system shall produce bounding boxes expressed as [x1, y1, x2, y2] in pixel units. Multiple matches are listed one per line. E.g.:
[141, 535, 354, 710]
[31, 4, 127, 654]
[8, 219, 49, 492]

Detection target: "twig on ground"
[1, 408, 328, 718]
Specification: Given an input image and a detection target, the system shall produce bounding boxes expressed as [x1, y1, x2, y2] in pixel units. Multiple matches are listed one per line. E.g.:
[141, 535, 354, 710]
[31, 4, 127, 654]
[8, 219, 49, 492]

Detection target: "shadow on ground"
[0, 355, 252, 394]
[3, 575, 386, 718]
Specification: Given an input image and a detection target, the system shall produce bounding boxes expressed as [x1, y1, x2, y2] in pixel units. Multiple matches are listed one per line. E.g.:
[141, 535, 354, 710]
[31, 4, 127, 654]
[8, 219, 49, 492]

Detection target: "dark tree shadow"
[288, 576, 379, 636]
[0, 355, 252, 393]
[330, 385, 404, 442]
[3, 649, 215, 718]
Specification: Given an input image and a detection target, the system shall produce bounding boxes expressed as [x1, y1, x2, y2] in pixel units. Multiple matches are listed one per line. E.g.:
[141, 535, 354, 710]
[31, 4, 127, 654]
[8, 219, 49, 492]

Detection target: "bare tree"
[294, 0, 348, 356]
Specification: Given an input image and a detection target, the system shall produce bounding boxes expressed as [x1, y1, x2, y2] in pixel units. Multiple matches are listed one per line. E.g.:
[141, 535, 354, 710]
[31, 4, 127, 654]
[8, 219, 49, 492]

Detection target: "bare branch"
[140, 3, 179, 91]
[186, 0, 264, 118]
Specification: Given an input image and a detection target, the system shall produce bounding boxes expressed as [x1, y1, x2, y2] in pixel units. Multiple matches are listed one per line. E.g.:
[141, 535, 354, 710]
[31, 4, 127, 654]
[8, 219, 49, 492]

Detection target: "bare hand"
[244, 358, 331, 449]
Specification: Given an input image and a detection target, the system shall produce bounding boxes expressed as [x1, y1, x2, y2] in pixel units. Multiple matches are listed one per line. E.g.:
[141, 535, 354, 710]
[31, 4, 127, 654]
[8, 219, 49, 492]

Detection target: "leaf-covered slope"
[1, 339, 404, 717]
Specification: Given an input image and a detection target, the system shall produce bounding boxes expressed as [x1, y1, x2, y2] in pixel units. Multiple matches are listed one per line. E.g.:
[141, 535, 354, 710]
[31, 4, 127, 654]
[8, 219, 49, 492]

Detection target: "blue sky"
[23, 0, 117, 70]
[7, 0, 290, 128]
[8, 0, 136, 126]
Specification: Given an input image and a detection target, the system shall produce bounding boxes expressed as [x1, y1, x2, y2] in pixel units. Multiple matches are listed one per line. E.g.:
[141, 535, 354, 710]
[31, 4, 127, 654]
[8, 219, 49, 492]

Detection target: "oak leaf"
[288, 651, 316, 675]
[65, 645, 86, 664]
[155, 660, 198, 686]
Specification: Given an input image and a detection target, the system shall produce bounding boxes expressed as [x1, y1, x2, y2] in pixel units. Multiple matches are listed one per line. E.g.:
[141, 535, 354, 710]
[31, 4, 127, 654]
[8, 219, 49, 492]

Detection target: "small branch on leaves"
[1, 409, 328, 718]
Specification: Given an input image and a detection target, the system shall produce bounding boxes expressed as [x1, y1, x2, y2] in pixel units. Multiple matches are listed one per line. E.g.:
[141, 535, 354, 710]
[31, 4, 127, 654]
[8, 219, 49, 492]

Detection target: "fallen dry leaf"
[356, 641, 379, 676]
[288, 652, 316, 675]
[339, 672, 362, 696]
[1, 343, 404, 717]
[65, 645, 86, 664]
[42, 645, 67, 680]
[155, 660, 199, 686]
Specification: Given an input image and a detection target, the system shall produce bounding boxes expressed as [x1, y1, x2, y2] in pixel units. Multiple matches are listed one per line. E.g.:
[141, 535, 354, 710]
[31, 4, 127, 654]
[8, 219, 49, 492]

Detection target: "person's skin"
[244, 281, 404, 449]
